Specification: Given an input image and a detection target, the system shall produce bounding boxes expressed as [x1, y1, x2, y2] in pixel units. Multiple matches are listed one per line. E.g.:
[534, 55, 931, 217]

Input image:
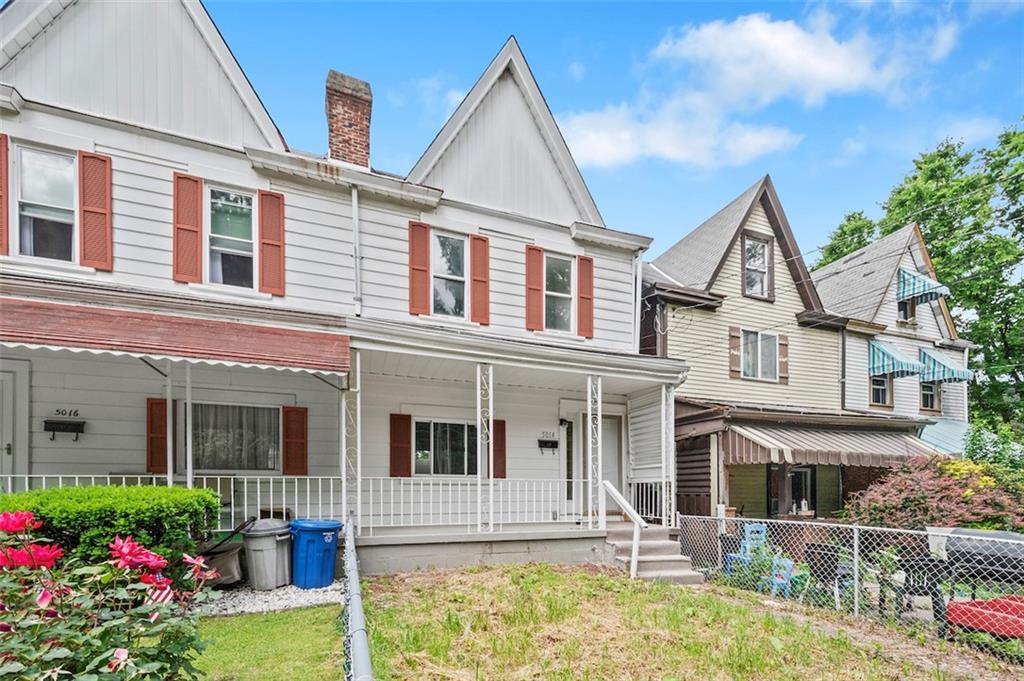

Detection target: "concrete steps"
[605, 522, 704, 585]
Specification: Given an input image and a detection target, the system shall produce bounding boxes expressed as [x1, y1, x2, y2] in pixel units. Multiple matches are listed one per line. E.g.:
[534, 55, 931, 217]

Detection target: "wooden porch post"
[165, 361, 173, 487]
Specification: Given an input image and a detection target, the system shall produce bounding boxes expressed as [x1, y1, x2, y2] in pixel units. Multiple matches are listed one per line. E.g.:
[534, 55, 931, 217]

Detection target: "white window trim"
[744, 237, 769, 298]
[203, 183, 259, 292]
[870, 375, 892, 407]
[179, 400, 283, 476]
[740, 329, 779, 382]
[429, 230, 469, 320]
[412, 417, 479, 478]
[543, 251, 575, 334]
[920, 380, 940, 412]
[9, 142, 81, 266]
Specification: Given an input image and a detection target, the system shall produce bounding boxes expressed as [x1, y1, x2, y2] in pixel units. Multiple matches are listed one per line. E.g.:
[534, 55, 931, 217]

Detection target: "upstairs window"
[414, 420, 478, 476]
[920, 381, 940, 412]
[870, 375, 892, 407]
[18, 148, 75, 262]
[743, 236, 770, 298]
[741, 330, 778, 381]
[544, 253, 573, 332]
[432, 232, 466, 317]
[897, 298, 916, 323]
[208, 189, 254, 288]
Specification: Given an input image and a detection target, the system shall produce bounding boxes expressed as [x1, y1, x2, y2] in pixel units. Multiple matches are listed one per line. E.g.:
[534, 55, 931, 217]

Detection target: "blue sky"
[208, 1, 1023, 262]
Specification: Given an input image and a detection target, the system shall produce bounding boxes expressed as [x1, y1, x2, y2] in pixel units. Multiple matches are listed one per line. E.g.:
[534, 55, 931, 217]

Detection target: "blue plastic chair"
[725, 523, 767, 575]
[759, 557, 796, 599]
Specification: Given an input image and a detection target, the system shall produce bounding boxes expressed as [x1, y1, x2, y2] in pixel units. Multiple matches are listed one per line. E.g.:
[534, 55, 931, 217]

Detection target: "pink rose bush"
[0, 511, 218, 679]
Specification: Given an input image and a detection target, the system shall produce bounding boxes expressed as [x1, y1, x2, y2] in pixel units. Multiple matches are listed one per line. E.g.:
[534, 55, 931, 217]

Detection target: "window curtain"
[192, 404, 279, 471]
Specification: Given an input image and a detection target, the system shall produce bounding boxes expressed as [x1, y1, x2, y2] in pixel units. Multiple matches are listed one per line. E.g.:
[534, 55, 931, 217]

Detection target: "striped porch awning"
[919, 349, 974, 383]
[898, 268, 949, 303]
[869, 340, 924, 377]
[723, 424, 938, 467]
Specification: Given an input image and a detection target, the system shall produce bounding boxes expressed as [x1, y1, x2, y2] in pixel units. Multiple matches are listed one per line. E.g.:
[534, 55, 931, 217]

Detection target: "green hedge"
[0, 486, 220, 566]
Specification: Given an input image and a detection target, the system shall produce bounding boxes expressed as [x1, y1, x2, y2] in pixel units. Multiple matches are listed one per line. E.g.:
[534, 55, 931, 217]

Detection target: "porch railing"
[628, 480, 664, 524]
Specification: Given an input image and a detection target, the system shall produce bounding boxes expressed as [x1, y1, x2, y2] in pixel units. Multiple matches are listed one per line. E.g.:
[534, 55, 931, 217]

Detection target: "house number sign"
[54, 408, 81, 417]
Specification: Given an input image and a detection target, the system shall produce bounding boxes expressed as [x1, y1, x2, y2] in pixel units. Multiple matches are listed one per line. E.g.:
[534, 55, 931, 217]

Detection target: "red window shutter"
[778, 334, 790, 385]
[78, 151, 114, 271]
[492, 419, 507, 479]
[258, 190, 286, 296]
[577, 255, 594, 338]
[146, 398, 168, 474]
[525, 245, 544, 330]
[470, 234, 490, 325]
[0, 134, 8, 256]
[389, 414, 412, 477]
[282, 406, 308, 475]
[409, 221, 431, 315]
[172, 173, 203, 283]
[728, 326, 742, 379]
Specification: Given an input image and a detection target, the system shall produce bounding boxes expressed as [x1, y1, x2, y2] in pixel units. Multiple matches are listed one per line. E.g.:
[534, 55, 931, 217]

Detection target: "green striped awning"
[869, 341, 924, 377]
[919, 349, 974, 383]
[898, 268, 949, 303]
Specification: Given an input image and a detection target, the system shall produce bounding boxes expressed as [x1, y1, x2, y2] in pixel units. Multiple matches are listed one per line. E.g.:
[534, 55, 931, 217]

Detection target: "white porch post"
[476, 362, 493, 532]
[354, 349, 362, 534]
[184, 363, 193, 489]
[341, 356, 360, 531]
[339, 388, 346, 518]
[662, 384, 674, 527]
[165, 361, 173, 487]
[586, 374, 604, 530]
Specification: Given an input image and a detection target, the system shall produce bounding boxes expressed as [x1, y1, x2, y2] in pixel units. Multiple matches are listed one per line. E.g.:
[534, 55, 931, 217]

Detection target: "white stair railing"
[602, 480, 648, 579]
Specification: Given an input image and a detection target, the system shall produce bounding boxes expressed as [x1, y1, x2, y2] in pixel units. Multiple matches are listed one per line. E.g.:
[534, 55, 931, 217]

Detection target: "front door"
[601, 416, 623, 491]
[0, 373, 14, 476]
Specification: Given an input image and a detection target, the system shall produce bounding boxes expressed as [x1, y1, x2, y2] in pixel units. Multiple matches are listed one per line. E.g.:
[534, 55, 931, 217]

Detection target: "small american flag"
[145, 584, 174, 621]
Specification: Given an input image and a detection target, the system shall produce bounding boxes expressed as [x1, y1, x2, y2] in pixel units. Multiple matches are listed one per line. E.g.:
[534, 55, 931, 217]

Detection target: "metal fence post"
[852, 525, 860, 617]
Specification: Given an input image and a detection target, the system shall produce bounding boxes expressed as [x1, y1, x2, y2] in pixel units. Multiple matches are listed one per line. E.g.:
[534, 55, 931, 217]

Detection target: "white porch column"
[586, 374, 604, 530]
[476, 362, 493, 532]
[165, 362, 173, 487]
[340, 368, 361, 530]
[662, 384, 675, 527]
[339, 388, 346, 518]
[184, 363, 193, 489]
[353, 350, 362, 534]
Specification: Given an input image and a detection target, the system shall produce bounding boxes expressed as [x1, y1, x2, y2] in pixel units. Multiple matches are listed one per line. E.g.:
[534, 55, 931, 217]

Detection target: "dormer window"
[742, 232, 772, 299]
[897, 298, 916, 323]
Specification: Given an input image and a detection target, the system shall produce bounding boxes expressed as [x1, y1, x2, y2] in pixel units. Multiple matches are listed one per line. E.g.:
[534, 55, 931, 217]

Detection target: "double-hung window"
[414, 420, 478, 476]
[544, 253, 573, 332]
[744, 236, 769, 298]
[920, 381, 940, 412]
[741, 330, 778, 381]
[897, 298, 916, 323]
[208, 188, 255, 289]
[191, 403, 280, 472]
[18, 147, 76, 262]
[432, 232, 467, 317]
[870, 376, 892, 407]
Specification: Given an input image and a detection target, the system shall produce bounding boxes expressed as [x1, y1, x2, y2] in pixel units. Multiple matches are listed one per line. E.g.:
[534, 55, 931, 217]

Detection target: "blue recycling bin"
[290, 519, 343, 589]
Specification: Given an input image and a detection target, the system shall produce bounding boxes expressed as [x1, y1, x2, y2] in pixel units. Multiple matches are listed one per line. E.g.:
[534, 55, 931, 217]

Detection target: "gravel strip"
[200, 580, 345, 617]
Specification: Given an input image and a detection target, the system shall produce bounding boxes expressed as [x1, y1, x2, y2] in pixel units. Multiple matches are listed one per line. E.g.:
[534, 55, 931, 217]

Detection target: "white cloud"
[829, 128, 869, 166]
[443, 89, 466, 114]
[929, 21, 959, 62]
[942, 116, 1003, 146]
[414, 76, 466, 120]
[568, 61, 586, 81]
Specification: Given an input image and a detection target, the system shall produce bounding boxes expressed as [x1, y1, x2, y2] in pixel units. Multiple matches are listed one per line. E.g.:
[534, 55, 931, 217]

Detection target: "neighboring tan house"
[812, 224, 974, 455]
[0, 0, 687, 574]
[641, 176, 938, 520]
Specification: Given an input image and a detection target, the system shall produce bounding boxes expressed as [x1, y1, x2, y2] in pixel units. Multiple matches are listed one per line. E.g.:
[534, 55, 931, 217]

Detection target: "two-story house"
[812, 224, 973, 459]
[641, 176, 938, 520]
[0, 0, 687, 573]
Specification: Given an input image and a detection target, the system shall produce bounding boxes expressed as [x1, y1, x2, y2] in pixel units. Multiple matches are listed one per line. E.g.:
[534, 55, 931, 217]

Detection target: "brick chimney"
[325, 70, 372, 167]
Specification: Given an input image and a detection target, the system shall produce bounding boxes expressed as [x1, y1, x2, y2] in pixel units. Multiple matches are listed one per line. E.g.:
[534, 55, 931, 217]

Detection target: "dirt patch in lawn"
[364, 563, 1013, 680]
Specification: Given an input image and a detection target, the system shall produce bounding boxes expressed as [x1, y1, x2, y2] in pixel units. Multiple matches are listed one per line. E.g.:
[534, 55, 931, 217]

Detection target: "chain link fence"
[341, 512, 373, 681]
[677, 513, 1024, 665]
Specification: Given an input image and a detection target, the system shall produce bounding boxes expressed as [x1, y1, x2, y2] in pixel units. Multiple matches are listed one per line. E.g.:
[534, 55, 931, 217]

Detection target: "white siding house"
[0, 0, 684, 566]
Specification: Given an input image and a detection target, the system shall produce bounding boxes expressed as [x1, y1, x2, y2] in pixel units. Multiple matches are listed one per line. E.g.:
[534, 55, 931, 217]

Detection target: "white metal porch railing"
[628, 480, 665, 524]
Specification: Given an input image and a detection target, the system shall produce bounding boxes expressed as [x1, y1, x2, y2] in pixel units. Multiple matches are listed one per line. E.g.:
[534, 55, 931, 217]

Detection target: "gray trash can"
[242, 518, 291, 590]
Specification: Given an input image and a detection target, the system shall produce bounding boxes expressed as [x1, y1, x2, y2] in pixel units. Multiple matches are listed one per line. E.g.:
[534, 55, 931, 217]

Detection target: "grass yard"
[197, 605, 344, 680]
[196, 563, 1013, 680]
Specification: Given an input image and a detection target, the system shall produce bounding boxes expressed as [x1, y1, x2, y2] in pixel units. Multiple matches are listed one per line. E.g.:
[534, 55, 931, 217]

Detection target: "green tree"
[815, 126, 1024, 438]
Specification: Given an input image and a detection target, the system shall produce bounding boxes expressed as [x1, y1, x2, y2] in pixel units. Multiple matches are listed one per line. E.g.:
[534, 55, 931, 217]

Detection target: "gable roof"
[0, 0, 286, 152]
[812, 224, 959, 337]
[407, 36, 603, 226]
[651, 175, 824, 312]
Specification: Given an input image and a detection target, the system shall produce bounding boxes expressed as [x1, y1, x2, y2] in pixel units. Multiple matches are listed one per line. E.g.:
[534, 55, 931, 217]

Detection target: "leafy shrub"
[0, 486, 220, 569]
[842, 456, 1024, 531]
[0, 510, 218, 679]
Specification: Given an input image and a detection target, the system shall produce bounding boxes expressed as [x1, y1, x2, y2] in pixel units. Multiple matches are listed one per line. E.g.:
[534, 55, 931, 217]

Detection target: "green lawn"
[197, 605, 344, 680]
[196, 564, 1000, 680]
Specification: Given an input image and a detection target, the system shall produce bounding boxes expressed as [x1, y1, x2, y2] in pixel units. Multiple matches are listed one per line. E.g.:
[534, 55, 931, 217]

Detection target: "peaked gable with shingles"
[408, 37, 602, 227]
[0, 0, 286, 151]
